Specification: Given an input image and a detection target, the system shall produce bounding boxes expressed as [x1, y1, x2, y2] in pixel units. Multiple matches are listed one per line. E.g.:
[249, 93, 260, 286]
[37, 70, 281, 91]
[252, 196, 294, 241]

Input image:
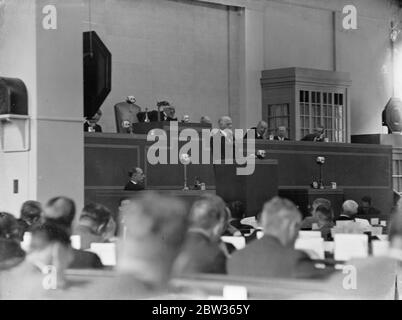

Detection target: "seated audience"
[43, 197, 103, 269]
[84, 109, 103, 133]
[315, 205, 334, 240]
[244, 121, 268, 140]
[0, 212, 25, 270]
[124, 167, 146, 191]
[174, 195, 228, 275]
[17, 200, 42, 239]
[274, 126, 290, 141]
[300, 198, 332, 229]
[301, 126, 326, 142]
[337, 200, 359, 221]
[62, 193, 188, 299]
[73, 203, 116, 250]
[228, 197, 329, 279]
[358, 196, 381, 216]
[43, 196, 76, 234]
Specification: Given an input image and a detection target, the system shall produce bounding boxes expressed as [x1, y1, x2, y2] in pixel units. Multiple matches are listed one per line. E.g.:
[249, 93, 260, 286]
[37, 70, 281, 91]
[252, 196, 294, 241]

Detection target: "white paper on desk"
[223, 286, 248, 300]
[370, 226, 383, 236]
[334, 221, 366, 234]
[372, 240, 390, 257]
[370, 218, 380, 225]
[381, 220, 387, 227]
[377, 235, 389, 241]
[89, 243, 117, 266]
[256, 231, 264, 240]
[295, 237, 325, 260]
[299, 231, 322, 239]
[334, 234, 368, 261]
[21, 232, 32, 252]
[355, 218, 371, 232]
[70, 235, 81, 250]
[221, 236, 246, 250]
[240, 217, 257, 229]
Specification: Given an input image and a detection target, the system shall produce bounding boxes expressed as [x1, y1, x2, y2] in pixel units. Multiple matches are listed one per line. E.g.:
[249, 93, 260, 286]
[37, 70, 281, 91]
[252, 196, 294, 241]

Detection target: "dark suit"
[336, 215, 355, 221]
[301, 133, 324, 142]
[244, 127, 265, 140]
[84, 122, 102, 133]
[228, 235, 328, 279]
[124, 181, 145, 191]
[68, 249, 103, 269]
[358, 207, 381, 216]
[0, 239, 25, 270]
[175, 230, 227, 275]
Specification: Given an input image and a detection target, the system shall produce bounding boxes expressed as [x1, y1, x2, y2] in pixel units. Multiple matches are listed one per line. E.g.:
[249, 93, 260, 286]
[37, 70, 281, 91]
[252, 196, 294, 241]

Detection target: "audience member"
[124, 167, 146, 191]
[73, 203, 116, 250]
[174, 195, 228, 275]
[59, 193, 188, 299]
[337, 200, 359, 221]
[300, 198, 332, 229]
[358, 196, 381, 216]
[84, 109, 103, 133]
[43, 197, 103, 269]
[315, 205, 334, 240]
[18, 200, 42, 239]
[0, 212, 25, 270]
[227, 201, 253, 235]
[228, 197, 329, 279]
[274, 126, 290, 141]
[43, 196, 76, 233]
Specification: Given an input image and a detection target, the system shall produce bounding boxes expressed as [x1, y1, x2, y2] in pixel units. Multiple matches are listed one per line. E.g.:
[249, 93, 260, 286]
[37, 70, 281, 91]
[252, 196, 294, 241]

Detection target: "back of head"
[315, 205, 333, 224]
[30, 221, 71, 249]
[189, 194, 227, 237]
[342, 200, 359, 217]
[20, 201, 42, 225]
[43, 197, 76, 231]
[80, 203, 112, 228]
[312, 198, 331, 211]
[261, 197, 301, 246]
[119, 193, 188, 270]
[228, 201, 246, 221]
[0, 212, 20, 241]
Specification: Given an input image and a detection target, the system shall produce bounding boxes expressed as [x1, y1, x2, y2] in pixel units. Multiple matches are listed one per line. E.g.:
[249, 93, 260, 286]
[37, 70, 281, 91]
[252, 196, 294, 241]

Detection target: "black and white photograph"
[1, 0, 402, 305]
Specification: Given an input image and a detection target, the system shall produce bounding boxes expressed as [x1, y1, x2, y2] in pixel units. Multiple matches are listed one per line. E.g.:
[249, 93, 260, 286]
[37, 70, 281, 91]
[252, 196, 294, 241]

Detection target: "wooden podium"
[214, 159, 278, 217]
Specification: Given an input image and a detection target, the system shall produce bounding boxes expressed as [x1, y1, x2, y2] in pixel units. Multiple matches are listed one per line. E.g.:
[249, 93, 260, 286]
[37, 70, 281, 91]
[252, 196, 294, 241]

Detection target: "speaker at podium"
[214, 159, 279, 217]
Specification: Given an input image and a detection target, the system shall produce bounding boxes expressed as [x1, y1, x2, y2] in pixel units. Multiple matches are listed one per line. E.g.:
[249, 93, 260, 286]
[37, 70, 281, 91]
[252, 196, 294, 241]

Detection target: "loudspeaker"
[83, 31, 112, 119]
[0, 77, 28, 115]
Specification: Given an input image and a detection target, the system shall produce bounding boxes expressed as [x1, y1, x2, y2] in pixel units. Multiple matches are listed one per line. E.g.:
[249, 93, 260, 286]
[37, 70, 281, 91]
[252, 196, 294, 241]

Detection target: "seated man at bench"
[228, 197, 331, 279]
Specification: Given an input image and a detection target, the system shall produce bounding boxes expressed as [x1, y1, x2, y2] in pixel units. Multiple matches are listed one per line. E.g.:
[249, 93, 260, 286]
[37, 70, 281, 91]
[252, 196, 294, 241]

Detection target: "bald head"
[200, 116, 212, 125]
[218, 116, 233, 131]
[342, 200, 359, 217]
[261, 197, 301, 247]
[256, 121, 268, 136]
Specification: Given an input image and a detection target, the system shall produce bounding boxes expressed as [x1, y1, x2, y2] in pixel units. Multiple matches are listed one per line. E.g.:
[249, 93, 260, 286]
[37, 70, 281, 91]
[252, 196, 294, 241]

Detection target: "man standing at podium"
[210, 116, 233, 162]
[114, 96, 141, 133]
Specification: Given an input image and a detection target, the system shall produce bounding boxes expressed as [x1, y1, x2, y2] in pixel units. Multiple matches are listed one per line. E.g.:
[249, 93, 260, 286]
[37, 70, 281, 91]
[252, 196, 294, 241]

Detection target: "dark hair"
[228, 201, 246, 220]
[361, 196, 372, 204]
[20, 201, 42, 223]
[45, 197, 76, 229]
[0, 212, 21, 240]
[80, 203, 112, 226]
[315, 205, 333, 222]
[31, 222, 71, 246]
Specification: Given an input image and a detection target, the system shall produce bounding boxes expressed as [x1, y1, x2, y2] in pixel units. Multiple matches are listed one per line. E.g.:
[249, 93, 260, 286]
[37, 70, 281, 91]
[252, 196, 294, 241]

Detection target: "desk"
[85, 134, 393, 216]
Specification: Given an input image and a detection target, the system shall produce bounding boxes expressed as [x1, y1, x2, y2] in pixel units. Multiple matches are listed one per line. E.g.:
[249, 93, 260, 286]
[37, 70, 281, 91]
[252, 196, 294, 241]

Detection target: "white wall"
[87, 0, 240, 132]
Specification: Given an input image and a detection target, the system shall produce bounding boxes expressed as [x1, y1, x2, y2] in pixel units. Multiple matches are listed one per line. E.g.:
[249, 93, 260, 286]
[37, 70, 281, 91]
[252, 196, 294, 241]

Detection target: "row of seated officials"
[0, 192, 398, 299]
[84, 96, 326, 142]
